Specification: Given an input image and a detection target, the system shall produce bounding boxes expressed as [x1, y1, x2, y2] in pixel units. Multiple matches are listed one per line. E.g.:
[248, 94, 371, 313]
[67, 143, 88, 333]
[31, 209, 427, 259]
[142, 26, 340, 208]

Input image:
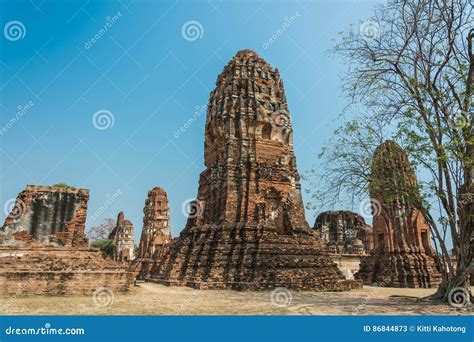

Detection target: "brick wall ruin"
[0, 185, 134, 296]
[0, 185, 89, 247]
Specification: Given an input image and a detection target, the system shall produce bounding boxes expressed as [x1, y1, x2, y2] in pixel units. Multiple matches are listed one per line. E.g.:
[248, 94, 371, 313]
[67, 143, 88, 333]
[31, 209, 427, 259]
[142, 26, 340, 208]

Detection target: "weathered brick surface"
[0, 186, 134, 296]
[1, 185, 89, 247]
[138, 188, 171, 257]
[131, 188, 171, 278]
[356, 141, 442, 288]
[0, 246, 134, 296]
[147, 50, 360, 291]
[314, 211, 373, 254]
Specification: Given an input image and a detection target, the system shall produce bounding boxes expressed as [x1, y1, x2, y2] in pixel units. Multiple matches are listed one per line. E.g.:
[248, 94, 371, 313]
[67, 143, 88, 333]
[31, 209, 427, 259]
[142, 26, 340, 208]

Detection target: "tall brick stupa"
[356, 140, 442, 287]
[149, 50, 357, 290]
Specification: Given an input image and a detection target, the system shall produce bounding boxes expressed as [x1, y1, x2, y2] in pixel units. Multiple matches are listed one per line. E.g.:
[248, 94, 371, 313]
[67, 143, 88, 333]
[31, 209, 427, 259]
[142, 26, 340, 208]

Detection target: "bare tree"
[87, 218, 116, 242]
[314, 0, 472, 303]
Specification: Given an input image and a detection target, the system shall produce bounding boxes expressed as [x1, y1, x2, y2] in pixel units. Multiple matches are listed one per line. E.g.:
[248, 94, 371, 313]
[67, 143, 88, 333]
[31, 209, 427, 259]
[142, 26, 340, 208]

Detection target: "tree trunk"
[434, 138, 473, 305]
[435, 27, 474, 307]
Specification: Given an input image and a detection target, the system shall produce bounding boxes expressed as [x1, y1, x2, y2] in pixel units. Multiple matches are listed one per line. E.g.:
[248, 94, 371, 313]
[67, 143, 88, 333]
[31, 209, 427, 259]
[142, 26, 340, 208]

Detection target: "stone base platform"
[356, 252, 442, 288]
[146, 225, 361, 291]
[0, 246, 134, 296]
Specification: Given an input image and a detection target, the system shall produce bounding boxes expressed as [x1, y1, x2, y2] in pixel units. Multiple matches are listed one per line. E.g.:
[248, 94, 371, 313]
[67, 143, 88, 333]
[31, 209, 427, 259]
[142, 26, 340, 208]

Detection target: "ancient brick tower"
[109, 212, 135, 262]
[138, 187, 171, 258]
[356, 140, 442, 287]
[149, 50, 357, 290]
[131, 187, 171, 278]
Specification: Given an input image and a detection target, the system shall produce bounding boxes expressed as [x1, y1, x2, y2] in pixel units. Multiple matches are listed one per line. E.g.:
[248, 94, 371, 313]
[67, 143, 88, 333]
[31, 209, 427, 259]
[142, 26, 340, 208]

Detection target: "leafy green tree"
[52, 182, 74, 188]
[91, 239, 115, 259]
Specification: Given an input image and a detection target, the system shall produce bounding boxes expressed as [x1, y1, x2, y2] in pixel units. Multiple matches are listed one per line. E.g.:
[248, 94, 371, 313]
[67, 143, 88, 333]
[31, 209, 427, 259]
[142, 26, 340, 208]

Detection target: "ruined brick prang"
[130, 187, 171, 278]
[314, 211, 373, 254]
[356, 141, 442, 287]
[138, 188, 171, 257]
[109, 212, 135, 262]
[0, 185, 89, 247]
[148, 50, 359, 291]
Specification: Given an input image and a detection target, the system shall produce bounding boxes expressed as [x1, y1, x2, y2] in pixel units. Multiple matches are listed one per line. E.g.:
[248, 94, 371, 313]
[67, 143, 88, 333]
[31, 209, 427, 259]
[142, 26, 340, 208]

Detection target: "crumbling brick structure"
[314, 211, 373, 254]
[130, 187, 172, 278]
[138, 187, 171, 258]
[109, 212, 135, 262]
[0, 185, 89, 247]
[356, 141, 442, 287]
[0, 185, 134, 296]
[0, 246, 134, 296]
[147, 50, 359, 291]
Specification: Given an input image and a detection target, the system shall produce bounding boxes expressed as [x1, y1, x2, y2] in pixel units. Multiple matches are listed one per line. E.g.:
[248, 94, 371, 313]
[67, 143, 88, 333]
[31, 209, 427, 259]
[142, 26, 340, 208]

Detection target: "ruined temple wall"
[0, 247, 134, 296]
[0, 186, 134, 296]
[0, 185, 89, 247]
[314, 211, 373, 254]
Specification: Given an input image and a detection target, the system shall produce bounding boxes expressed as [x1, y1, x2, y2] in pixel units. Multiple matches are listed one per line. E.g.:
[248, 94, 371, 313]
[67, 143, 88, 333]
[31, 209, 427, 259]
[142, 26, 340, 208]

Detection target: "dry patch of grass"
[1, 283, 470, 315]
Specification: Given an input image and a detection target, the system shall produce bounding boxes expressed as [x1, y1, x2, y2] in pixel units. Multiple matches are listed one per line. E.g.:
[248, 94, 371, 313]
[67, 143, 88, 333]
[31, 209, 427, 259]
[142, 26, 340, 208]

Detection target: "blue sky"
[0, 0, 383, 241]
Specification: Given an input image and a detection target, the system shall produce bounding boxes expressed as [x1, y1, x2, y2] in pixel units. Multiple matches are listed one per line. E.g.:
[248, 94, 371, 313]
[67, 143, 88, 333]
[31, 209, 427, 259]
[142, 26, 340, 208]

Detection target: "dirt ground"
[1, 283, 471, 315]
